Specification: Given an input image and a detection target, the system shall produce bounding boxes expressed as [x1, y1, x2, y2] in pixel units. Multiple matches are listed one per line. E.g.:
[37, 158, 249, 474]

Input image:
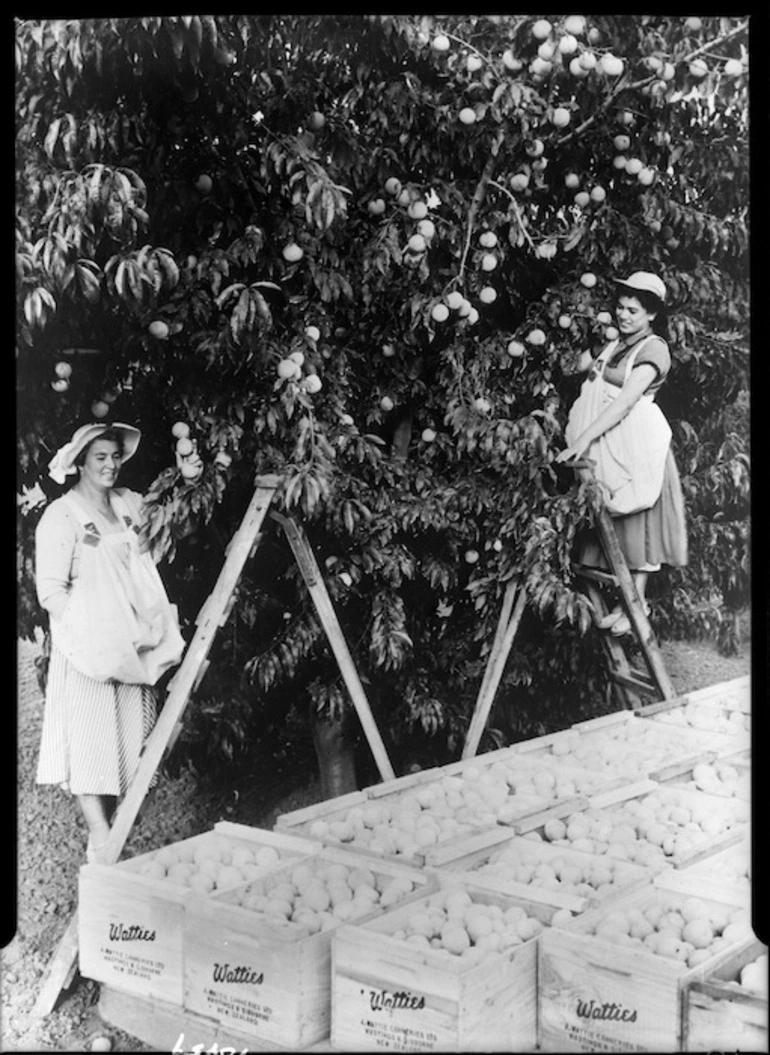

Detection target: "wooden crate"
[331, 882, 560, 1052]
[654, 836, 752, 908]
[634, 674, 750, 715]
[508, 779, 744, 878]
[683, 937, 768, 1052]
[652, 754, 751, 799]
[78, 823, 316, 1005]
[182, 847, 435, 1049]
[99, 984, 335, 1053]
[426, 826, 655, 914]
[521, 708, 743, 780]
[275, 754, 611, 867]
[539, 884, 750, 1052]
[638, 700, 749, 752]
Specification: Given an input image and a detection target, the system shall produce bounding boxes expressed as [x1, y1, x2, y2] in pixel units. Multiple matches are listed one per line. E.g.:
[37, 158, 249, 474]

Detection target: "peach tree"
[16, 15, 749, 788]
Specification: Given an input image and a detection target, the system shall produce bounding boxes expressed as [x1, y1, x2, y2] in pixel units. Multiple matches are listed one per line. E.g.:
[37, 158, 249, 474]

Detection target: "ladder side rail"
[462, 583, 526, 760]
[271, 512, 396, 783]
[574, 464, 677, 702]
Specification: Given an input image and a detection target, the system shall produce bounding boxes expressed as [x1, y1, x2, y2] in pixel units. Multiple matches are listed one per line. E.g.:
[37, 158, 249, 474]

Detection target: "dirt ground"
[4, 629, 752, 1053]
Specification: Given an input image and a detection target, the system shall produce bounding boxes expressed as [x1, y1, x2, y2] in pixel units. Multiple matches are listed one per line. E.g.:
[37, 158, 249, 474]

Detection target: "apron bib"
[565, 337, 672, 516]
[52, 490, 185, 684]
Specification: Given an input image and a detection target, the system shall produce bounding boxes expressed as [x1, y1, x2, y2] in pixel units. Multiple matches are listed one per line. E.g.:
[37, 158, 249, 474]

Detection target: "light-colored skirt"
[578, 448, 688, 572]
[36, 645, 157, 797]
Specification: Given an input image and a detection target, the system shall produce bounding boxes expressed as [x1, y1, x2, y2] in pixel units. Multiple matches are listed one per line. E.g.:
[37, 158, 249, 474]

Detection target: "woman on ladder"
[555, 271, 688, 635]
[35, 420, 202, 862]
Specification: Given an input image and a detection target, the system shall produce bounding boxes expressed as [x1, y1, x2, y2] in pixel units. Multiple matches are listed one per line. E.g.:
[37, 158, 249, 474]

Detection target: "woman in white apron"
[35, 421, 202, 861]
[556, 272, 688, 635]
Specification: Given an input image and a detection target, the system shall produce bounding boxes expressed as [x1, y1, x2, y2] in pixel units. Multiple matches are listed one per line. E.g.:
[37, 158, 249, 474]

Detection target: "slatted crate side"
[640, 702, 750, 750]
[652, 755, 751, 799]
[538, 885, 751, 1053]
[575, 782, 748, 873]
[655, 836, 752, 904]
[684, 675, 751, 709]
[331, 885, 553, 1052]
[274, 794, 432, 867]
[570, 709, 637, 733]
[588, 782, 750, 851]
[183, 851, 436, 1050]
[213, 820, 323, 855]
[364, 766, 441, 798]
[584, 778, 660, 811]
[477, 728, 576, 759]
[78, 866, 189, 1005]
[683, 938, 768, 1053]
[183, 896, 322, 1048]
[78, 826, 302, 1005]
[274, 790, 369, 831]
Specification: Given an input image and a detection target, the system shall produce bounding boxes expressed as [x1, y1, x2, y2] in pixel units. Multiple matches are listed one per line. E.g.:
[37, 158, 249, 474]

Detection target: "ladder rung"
[572, 564, 619, 586]
[610, 670, 659, 695]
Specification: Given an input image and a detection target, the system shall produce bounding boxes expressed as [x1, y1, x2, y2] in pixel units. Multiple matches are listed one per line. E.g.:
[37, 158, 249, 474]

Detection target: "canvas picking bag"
[53, 490, 185, 684]
[565, 338, 672, 516]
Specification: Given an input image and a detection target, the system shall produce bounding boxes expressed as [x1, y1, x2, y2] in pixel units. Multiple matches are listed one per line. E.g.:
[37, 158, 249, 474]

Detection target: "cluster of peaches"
[134, 837, 287, 893]
[303, 761, 608, 857]
[582, 893, 753, 968]
[223, 859, 419, 935]
[390, 887, 549, 961]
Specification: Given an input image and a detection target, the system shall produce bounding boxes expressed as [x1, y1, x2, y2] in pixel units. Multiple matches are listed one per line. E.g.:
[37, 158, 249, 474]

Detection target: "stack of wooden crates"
[79, 675, 764, 1052]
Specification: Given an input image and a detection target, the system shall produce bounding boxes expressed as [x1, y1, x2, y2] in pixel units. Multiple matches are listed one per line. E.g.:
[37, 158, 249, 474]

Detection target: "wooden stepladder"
[33, 474, 395, 1018]
[462, 463, 676, 759]
[570, 461, 676, 709]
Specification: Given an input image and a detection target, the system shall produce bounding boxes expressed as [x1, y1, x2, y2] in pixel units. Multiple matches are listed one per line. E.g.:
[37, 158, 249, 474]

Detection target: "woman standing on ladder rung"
[556, 271, 688, 636]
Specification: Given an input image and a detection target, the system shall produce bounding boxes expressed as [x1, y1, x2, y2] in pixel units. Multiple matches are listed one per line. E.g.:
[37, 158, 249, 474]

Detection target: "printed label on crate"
[98, 938, 168, 984]
[335, 973, 444, 1051]
[197, 981, 276, 1033]
[189, 948, 320, 1043]
[539, 958, 669, 1053]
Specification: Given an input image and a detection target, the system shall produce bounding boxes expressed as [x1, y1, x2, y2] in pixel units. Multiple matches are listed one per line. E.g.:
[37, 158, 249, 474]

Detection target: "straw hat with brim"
[613, 271, 667, 303]
[47, 422, 142, 485]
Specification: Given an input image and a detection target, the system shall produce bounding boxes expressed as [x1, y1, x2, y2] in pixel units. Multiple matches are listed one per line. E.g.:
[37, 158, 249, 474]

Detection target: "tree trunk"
[392, 410, 413, 461]
[311, 709, 358, 799]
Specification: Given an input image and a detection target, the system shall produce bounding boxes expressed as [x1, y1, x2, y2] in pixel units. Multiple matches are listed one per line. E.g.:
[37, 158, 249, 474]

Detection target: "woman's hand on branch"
[555, 442, 589, 465]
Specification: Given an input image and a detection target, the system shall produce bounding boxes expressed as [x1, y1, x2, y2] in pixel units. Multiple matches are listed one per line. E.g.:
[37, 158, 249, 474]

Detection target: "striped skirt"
[36, 645, 157, 797]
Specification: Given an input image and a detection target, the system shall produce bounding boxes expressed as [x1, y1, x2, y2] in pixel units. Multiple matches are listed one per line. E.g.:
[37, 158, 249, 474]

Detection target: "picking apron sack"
[565, 337, 672, 516]
[52, 490, 185, 685]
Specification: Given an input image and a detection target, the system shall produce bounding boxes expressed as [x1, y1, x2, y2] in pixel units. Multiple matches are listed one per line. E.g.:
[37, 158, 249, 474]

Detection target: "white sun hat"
[614, 271, 667, 302]
[47, 422, 141, 485]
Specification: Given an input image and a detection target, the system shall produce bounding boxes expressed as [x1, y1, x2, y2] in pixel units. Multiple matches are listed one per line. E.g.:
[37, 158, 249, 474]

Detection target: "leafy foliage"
[17, 15, 749, 776]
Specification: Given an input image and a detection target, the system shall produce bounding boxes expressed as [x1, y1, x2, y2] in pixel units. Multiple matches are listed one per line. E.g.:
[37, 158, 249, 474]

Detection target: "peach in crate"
[275, 758, 605, 864]
[183, 848, 433, 1049]
[655, 757, 751, 799]
[78, 822, 316, 1005]
[539, 884, 754, 1052]
[427, 825, 654, 914]
[332, 882, 562, 1052]
[518, 708, 742, 779]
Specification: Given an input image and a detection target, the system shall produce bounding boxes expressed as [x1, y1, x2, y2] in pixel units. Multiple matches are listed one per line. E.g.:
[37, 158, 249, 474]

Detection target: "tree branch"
[488, 179, 536, 249]
[554, 20, 749, 148]
[457, 130, 504, 282]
